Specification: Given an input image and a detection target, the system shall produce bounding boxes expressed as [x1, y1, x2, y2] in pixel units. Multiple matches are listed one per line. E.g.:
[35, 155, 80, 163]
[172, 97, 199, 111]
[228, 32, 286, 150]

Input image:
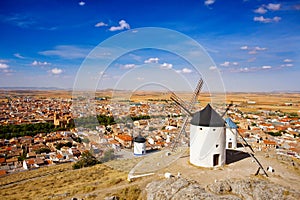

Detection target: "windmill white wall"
[225, 118, 238, 149]
[189, 104, 226, 168]
[133, 135, 146, 156]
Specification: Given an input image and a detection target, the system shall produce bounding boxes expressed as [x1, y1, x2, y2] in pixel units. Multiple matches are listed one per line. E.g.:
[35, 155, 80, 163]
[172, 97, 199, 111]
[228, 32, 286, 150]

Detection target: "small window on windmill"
[213, 128, 216, 131]
[216, 144, 219, 148]
[199, 128, 202, 130]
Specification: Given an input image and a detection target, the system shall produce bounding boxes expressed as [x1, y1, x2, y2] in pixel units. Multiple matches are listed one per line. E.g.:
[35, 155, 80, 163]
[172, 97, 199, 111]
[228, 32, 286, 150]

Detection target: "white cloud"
[273, 16, 281, 22]
[137, 77, 144, 81]
[95, 22, 108, 27]
[2, 69, 13, 73]
[253, 16, 281, 23]
[182, 68, 192, 73]
[255, 46, 267, 51]
[220, 61, 230, 67]
[267, 3, 281, 11]
[176, 68, 193, 73]
[14, 53, 25, 59]
[254, 7, 267, 14]
[78, 1, 85, 6]
[262, 65, 272, 69]
[109, 20, 130, 31]
[240, 46, 249, 50]
[253, 16, 269, 23]
[294, 4, 300, 10]
[160, 62, 173, 69]
[282, 63, 294, 67]
[232, 62, 239, 66]
[239, 67, 249, 72]
[0, 63, 9, 69]
[0, 62, 13, 74]
[39, 45, 91, 59]
[50, 68, 63, 75]
[241, 46, 267, 55]
[32, 60, 50, 66]
[284, 59, 292, 62]
[144, 57, 159, 64]
[209, 65, 217, 70]
[247, 57, 256, 62]
[121, 64, 135, 69]
[248, 50, 257, 55]
[204, 0, 215, 6]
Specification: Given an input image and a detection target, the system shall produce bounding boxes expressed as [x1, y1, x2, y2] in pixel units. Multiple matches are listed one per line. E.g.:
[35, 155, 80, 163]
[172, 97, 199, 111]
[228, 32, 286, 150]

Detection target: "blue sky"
[0, 0, 299, 92]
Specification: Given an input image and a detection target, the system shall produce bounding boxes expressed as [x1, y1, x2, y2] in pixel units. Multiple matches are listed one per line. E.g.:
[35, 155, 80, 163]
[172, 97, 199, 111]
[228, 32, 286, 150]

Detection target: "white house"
[225, 118, 238, 149]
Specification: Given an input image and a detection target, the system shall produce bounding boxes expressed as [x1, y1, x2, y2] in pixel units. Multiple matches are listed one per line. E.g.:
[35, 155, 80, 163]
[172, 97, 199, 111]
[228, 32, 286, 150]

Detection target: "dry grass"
[0, 163, 130, 200]
[110, 185, 143, 200]
[104, 157, 142, 172]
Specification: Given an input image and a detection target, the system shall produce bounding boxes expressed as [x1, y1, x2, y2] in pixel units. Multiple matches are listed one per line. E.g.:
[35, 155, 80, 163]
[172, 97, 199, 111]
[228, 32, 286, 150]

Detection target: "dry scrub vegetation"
[0, 162, 137, 200]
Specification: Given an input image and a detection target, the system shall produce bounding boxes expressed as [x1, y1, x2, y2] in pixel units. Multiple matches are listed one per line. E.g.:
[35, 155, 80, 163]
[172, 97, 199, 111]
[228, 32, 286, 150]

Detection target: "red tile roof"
[26, 159, 35, 165]
[0, 158, 5, 163]
[263, 140, 276, 145]
[0, 169, 7, 176]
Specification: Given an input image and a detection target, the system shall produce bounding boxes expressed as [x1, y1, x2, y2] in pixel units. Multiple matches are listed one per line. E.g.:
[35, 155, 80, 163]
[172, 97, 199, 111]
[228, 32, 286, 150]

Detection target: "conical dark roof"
[134, 135, 146, 143]
[190, 104, 225, 127]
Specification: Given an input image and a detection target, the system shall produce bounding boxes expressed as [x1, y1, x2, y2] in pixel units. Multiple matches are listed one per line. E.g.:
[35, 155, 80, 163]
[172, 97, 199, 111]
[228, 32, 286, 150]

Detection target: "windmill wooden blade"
[170, 92, 190, 110]
[227, 127, 268, 177]
[236, 128, 255, 153]
[170, 78, 203, 152]
[221, 101, 233, 118]
[171, 116, 189, 151]
[170, 96, 193, 116]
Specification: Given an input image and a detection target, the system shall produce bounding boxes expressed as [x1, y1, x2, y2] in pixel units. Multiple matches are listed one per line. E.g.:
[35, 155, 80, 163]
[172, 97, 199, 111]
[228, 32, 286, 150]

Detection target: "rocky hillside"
[145, 176, 300, 200]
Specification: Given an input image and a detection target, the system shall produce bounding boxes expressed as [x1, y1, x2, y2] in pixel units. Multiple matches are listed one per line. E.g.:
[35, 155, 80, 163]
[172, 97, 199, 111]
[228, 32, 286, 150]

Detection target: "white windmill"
[170, 79, 269, 175]
[133, 135, 146, 156]
[189, 104, 226, 167]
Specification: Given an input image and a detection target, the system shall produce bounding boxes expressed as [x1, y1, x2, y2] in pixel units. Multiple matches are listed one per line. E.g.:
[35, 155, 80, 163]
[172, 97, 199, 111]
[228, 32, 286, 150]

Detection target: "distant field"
[1, 90, 299, 114]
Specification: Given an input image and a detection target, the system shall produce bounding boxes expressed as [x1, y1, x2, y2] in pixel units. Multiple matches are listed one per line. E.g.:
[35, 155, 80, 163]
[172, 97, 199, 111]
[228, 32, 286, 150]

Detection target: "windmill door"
[228, 142, 232, 148]
[213, 154, 219, 166]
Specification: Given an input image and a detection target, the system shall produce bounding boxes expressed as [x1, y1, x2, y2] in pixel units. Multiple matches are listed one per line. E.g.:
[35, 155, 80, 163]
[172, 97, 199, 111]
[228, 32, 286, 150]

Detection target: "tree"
[100, 149, 115, 163]
[35, 147, 51, 154]
[72, 151, 100, 169]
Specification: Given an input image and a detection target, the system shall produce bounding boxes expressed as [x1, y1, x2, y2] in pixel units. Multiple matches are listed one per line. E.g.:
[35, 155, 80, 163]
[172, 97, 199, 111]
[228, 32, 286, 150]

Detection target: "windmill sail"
[171, 79, 203, 151]
[227, 126, 268, 177]
[221, 101, 233, 118]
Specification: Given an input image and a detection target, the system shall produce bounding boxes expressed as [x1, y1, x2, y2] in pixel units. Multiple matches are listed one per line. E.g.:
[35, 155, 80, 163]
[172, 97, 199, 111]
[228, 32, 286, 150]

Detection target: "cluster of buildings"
[0, 96, 72, 126]
[0, 131, 85, 176]
[227, 106, 300, 158]
[0, 94, 299, 175]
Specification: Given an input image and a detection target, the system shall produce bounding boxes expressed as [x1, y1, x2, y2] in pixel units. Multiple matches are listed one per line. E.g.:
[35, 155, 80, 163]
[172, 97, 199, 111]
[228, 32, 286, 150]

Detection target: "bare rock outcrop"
[146, 177, 300, 200]
[146, 177, 240, 200]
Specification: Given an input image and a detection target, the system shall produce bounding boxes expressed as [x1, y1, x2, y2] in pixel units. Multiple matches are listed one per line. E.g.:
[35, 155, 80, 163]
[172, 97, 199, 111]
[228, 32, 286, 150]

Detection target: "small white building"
[225, 118, 238, 149]
[190, 104, 226, 168]
[133, 135, 146, 156]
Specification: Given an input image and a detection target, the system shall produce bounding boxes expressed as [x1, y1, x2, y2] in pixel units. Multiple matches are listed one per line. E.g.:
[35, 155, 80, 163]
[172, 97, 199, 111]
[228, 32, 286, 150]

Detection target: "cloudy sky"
[0, 0, 299, 92]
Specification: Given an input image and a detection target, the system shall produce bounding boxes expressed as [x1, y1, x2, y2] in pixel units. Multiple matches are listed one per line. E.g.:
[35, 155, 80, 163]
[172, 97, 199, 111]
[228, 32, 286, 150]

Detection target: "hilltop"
[1, 149, 300, 200]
